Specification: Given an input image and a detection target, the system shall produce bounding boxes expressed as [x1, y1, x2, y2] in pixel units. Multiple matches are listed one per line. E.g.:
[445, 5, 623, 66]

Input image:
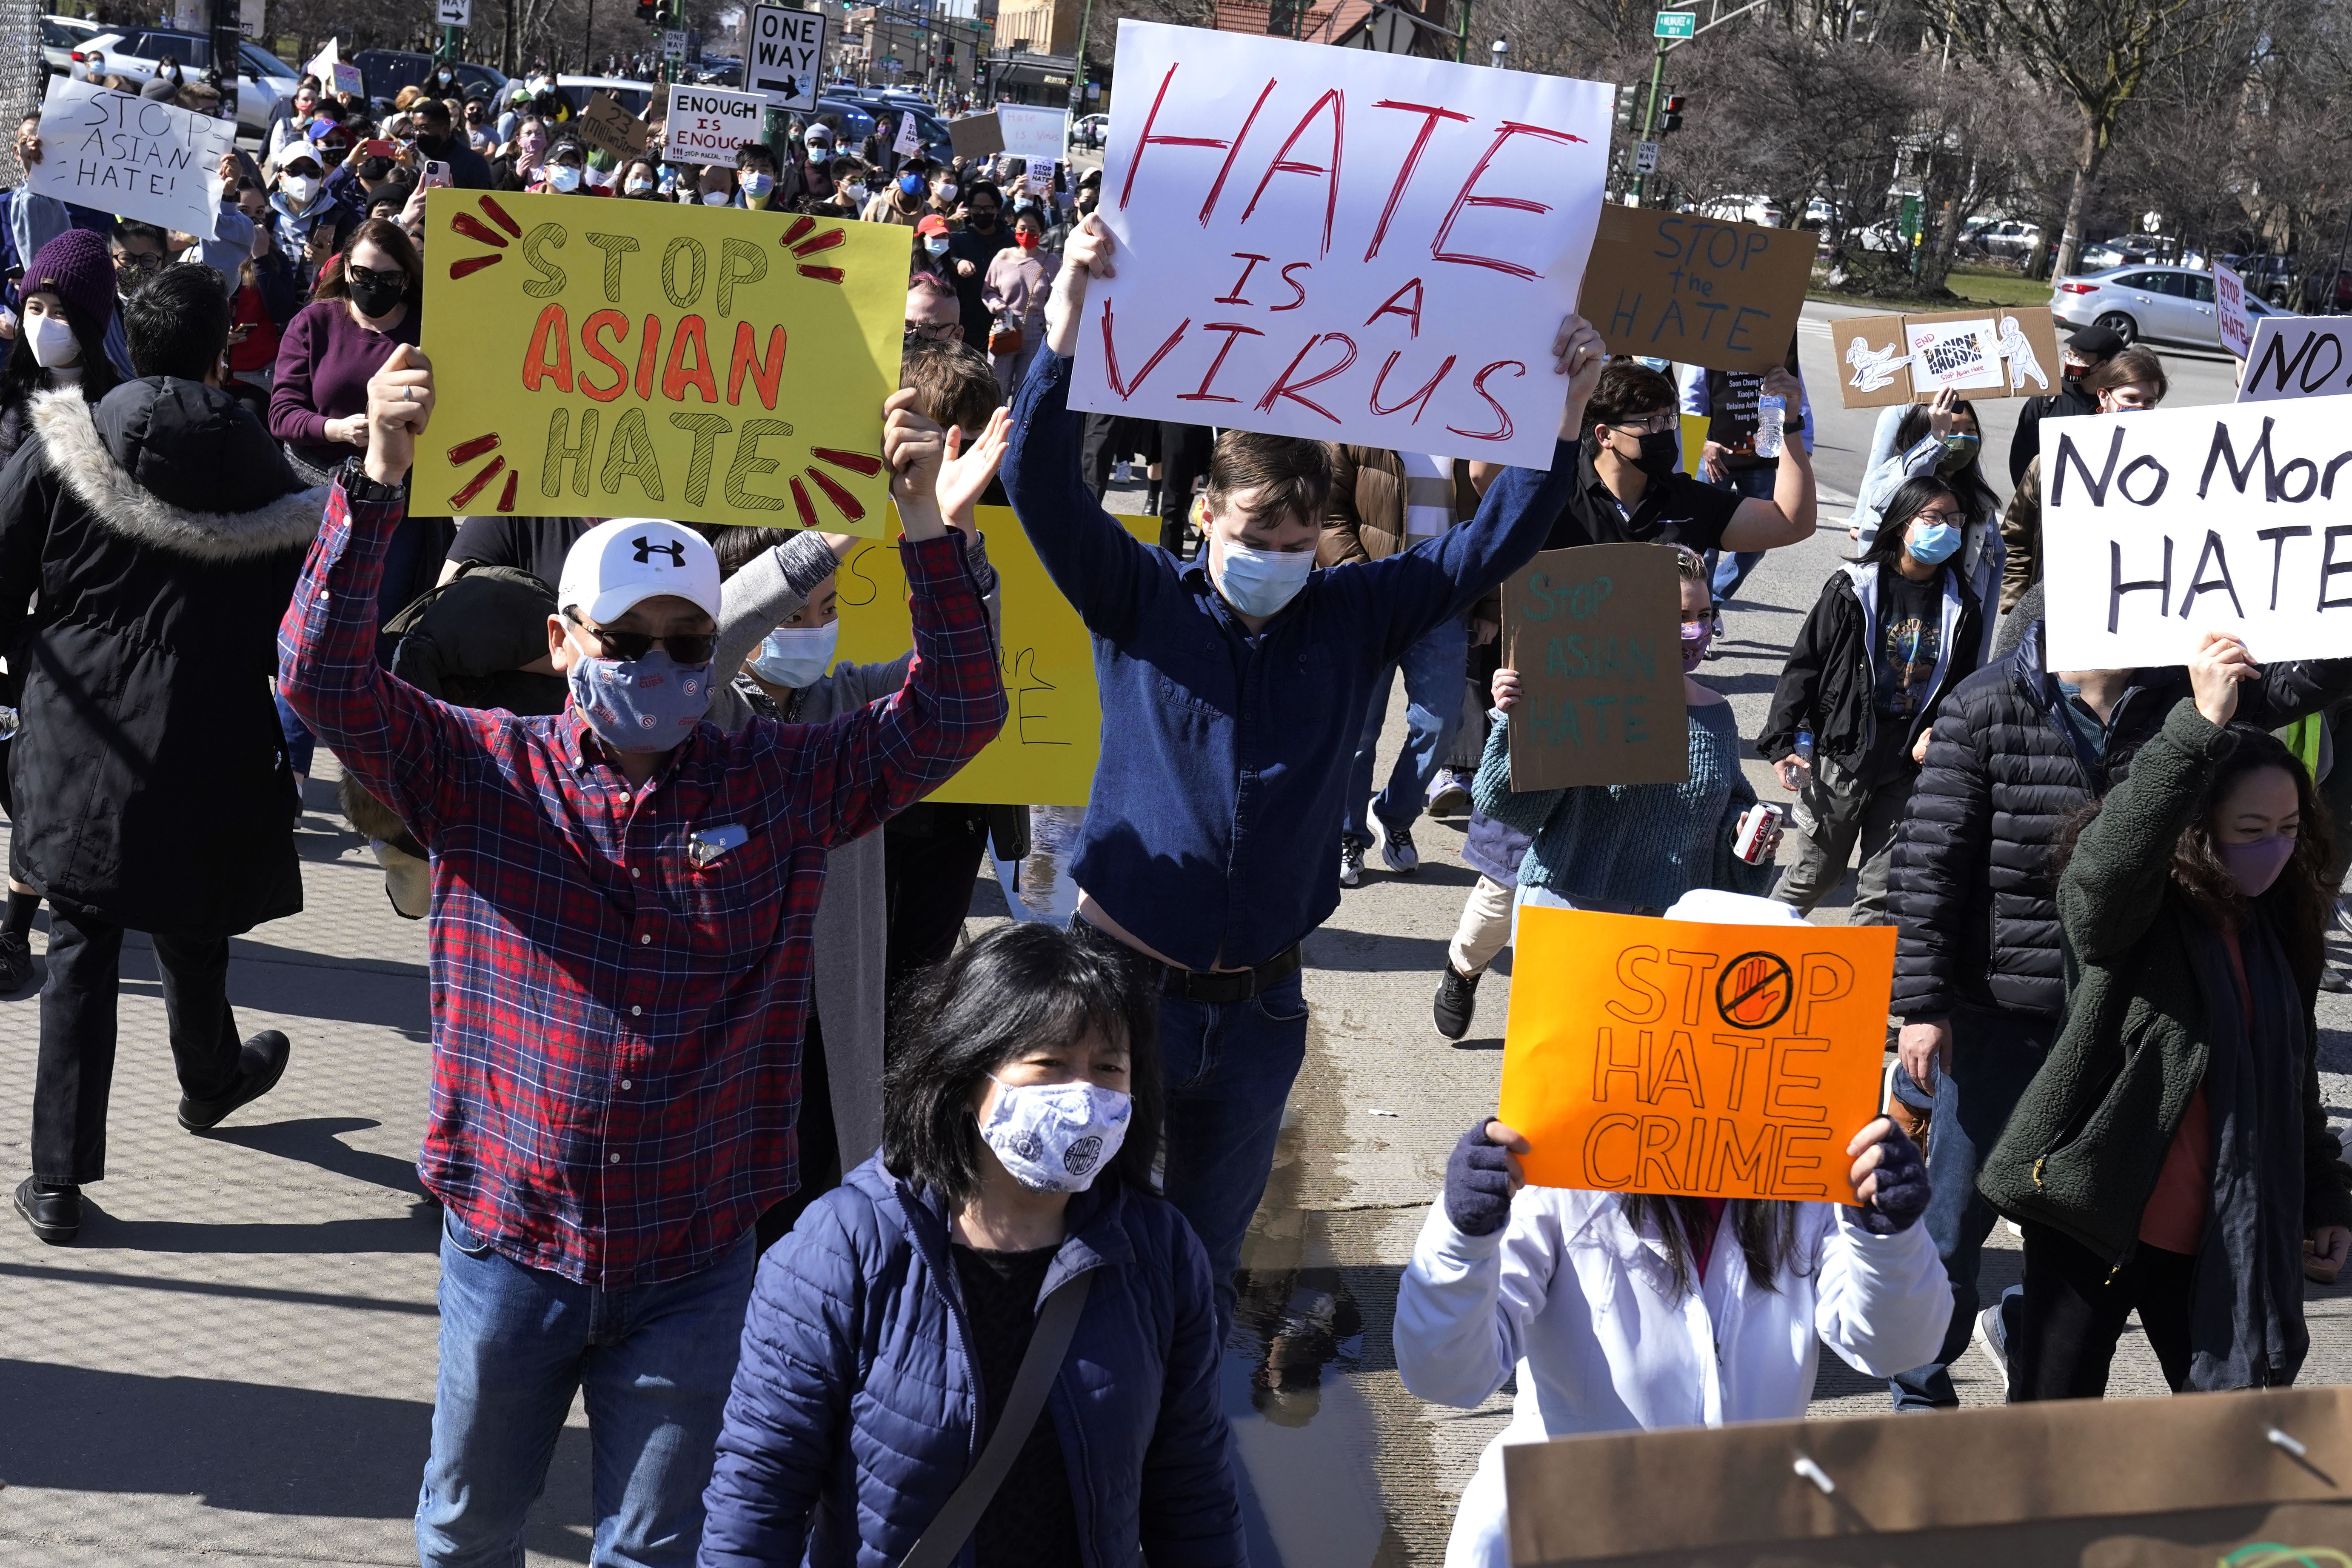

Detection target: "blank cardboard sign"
[1503, 1384, 2352, 1567]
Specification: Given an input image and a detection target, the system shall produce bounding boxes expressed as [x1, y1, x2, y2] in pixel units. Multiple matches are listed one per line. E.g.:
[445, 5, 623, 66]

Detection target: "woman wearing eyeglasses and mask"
[1760, 476, 1985, 924]
[1850, 387, 2004, 661]
[699, 921, 1243, 1568]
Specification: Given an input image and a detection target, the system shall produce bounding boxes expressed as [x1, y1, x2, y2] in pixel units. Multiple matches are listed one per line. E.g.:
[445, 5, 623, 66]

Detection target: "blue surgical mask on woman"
[748, 623, 839, 688]
[1210, 538, 1314, 619]
[565, 646, 713, 752]
[898, 171, 925, 197]
[1907, 519, 1962, 566]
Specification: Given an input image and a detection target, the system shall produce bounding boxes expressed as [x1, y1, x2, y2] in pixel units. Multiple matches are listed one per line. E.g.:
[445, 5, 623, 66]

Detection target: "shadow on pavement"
[200, 1116, 430, 1197]
[0, 1359, 592, 1560]
[71, 1195, 443, 1254]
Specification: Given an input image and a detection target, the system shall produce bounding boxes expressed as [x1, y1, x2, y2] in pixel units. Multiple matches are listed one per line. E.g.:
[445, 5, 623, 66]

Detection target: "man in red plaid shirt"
[277, 346, 1007, 1567]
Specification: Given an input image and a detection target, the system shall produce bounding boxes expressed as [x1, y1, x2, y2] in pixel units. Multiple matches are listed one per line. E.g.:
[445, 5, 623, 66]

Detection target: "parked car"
[554, 74, 656, 118]
[1964, 217, 2040, 259]
[72, 30, 299, 135]
[352, 49, 505, 110]
[1697, 194, 1784, 227]
[2052, 263, 2283, 350]
[40, 14, 100, 78]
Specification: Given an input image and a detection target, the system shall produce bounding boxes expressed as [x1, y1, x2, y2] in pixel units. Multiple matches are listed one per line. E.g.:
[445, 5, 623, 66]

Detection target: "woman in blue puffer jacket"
[698, 921, 1245, 1568]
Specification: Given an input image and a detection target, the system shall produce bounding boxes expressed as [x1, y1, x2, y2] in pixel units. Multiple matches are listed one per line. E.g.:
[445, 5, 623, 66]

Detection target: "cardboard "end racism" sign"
[1578, 206, 1813, 373]
[1501, 544, 1687, 791]
[1500, 907, 1895, 1205]
[1073, 19, 1611, 468]
[416, 189, 905, 534]
[1833, 306, 2061, 408]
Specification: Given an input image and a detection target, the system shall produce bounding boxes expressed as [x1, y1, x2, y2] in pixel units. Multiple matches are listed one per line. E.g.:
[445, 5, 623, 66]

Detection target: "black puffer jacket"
[1888, 618, 2352, 1020]
[0, 380, 322, 934]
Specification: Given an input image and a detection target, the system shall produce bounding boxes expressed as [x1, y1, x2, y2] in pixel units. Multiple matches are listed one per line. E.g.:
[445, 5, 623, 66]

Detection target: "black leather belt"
[1070, 914, 1302, 1005]
[1149, 943, 1302, 1005]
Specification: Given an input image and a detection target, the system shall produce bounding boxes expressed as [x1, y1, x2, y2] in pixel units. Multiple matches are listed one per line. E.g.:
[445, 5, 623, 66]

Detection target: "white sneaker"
[1368, 805, 1419, 874]
[1339, 836, 1367, 888]
[1112, 459, 1133, 484]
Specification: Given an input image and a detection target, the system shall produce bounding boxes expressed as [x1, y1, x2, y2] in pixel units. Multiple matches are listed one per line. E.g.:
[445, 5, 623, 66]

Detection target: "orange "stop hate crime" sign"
[1499, 907, 1895, 1205]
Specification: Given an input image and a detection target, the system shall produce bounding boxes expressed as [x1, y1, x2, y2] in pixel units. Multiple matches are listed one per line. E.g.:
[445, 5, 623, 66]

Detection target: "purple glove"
[1444, 1122, 1517, 1237]
[1855, 1124, 1930, 1235]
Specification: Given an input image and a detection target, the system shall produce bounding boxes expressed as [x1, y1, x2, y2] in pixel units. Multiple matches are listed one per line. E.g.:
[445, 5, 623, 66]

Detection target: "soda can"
[1734, 803, 1784, 864]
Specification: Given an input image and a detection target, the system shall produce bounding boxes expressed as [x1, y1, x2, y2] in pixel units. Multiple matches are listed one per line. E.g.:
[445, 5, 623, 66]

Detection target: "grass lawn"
[1808, 264, 2054, 313]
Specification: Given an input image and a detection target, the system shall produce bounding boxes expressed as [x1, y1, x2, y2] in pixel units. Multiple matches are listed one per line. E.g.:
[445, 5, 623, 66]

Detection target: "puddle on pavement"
[993, 805, 1419, 1565]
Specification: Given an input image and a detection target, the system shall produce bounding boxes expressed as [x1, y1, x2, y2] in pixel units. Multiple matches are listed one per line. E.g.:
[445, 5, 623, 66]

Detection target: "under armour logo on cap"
[633, 536, 686, 567]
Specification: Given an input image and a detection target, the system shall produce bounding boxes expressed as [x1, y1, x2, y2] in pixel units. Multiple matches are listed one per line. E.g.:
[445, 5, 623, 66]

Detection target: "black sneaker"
[1434, 965, 1481, 1040]
[178, 1030, 292, 1132]
[14, 1175, 79, 1244]
[0, 930, 31, 993]
[1338, 836, 1367, 889]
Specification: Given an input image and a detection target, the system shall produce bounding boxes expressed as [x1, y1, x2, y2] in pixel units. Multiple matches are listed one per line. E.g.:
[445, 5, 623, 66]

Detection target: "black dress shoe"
[178, 1030, 292, 1131]
[14, 1176, 80, 1243]
[0, 931, 31, 993]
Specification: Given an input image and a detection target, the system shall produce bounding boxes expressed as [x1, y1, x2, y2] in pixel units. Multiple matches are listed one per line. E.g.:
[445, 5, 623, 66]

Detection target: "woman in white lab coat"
[1395, 899, 1951, 1568]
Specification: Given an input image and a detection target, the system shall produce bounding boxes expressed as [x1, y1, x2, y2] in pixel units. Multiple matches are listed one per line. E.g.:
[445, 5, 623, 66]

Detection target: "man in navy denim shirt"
[1002, 213, 1606, 1332]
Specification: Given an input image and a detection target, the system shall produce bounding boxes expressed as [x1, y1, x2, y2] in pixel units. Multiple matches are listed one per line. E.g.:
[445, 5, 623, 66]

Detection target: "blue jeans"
[1886, 1005, 2056, 1410]
[1340, 613, 1471, 842]
[1704, 464, 1778, 603]
[417, 1211, 758, 1567]
[1158, 969, 1312, 1342]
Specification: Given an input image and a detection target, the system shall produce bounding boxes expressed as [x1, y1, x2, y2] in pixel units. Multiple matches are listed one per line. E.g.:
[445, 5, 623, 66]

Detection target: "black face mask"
[348, 273, 407, 318]
[1620, 428, 1679, 482]
[970, 208, 998, 231]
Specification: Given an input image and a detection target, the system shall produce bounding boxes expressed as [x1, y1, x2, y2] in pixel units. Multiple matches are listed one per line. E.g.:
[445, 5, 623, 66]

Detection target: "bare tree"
[1946, 0, 2241, 276]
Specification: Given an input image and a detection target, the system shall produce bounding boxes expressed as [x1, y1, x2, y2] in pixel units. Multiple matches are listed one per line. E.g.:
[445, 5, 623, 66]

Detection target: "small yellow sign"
[416, 188, 907, 534]
[832, 506, 1155, 806]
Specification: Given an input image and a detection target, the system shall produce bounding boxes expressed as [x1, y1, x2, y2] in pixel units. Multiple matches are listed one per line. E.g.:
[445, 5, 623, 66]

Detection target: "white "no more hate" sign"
[2043, 395, 2352, 668]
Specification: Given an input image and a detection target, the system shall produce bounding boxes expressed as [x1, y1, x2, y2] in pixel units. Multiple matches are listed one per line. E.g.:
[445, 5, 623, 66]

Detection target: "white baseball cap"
[557, 518, 722, 625]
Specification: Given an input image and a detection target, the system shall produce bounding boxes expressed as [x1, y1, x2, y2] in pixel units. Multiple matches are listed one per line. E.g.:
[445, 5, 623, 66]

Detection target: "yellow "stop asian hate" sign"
[415, 188, 908, 534]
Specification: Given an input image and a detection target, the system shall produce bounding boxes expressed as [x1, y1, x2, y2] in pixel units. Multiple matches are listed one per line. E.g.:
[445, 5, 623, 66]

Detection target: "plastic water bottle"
[1754, 393, 1787, 459]
[1795, 725, 1815, 766]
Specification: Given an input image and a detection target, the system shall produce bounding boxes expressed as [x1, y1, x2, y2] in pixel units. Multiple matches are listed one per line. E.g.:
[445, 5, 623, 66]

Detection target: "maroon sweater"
[268, 298, 420, 468]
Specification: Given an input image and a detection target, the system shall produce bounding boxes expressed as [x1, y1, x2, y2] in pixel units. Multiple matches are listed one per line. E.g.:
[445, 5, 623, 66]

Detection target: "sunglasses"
[113, 250, 163, 272]
[565, 610, 715, 666]
[348, 263, 408, 288]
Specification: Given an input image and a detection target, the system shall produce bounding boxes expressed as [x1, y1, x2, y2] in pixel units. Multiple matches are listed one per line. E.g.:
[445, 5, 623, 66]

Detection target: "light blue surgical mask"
[1210, 538, 1314, 619]
[1907, 520, 1962, 566]
[748, 622, 839, 688]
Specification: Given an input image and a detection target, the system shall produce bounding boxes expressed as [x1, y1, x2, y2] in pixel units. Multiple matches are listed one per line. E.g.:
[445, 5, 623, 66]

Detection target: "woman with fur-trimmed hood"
[0, 262, 323, 1246]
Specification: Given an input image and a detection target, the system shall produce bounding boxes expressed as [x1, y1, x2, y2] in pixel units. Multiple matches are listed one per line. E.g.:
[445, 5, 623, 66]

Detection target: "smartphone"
[357, 138, 397, 160]
[425, 160, 452, 189]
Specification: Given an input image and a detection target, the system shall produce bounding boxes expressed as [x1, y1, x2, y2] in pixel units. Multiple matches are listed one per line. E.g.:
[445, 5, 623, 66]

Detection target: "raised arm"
[1003, 216, 1162, 641]
[275, 345, 482, 843]
[753, 391, 1008, 848]
[1395, 1125, 1558, 1411]
[2059, 641, 2253, 963]
[1719, 366, 1815, 552]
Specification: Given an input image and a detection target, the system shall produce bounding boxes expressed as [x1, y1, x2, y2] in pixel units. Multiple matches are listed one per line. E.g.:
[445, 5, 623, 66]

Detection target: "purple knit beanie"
[24, 229, 118, 330]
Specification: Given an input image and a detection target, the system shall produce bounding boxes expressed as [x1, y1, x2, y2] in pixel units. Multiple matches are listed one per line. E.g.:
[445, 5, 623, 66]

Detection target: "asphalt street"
[0, 303, 2334, 1568]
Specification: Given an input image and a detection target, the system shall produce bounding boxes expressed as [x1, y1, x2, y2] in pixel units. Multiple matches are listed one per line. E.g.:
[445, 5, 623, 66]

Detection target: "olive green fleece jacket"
[1978, 697, 2352, 1262]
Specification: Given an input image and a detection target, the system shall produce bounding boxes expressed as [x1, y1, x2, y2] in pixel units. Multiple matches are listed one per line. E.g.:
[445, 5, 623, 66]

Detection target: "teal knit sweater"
[1471, 699, 1773, 911]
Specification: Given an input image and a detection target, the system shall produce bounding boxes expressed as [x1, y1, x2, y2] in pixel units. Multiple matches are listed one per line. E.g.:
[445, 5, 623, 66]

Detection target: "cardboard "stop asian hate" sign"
[1072, 20, 1611, 468]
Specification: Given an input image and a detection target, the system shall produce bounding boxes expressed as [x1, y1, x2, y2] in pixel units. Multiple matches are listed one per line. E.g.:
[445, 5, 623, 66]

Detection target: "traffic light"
[1658, 93, 1687, 134]
[1614, 83, 1638, 130]
[636, 0, 655, 21]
